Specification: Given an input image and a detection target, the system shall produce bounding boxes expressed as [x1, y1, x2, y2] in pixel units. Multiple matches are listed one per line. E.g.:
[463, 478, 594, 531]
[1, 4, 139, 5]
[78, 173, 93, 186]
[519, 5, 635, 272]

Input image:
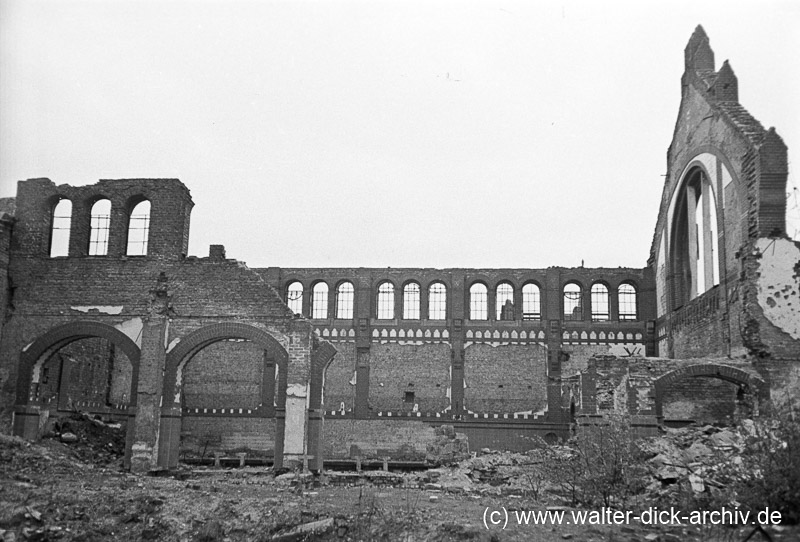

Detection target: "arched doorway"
[13, 321, 141, 466]
[159, 323, 289, 469]
[653, 364, 768, 423]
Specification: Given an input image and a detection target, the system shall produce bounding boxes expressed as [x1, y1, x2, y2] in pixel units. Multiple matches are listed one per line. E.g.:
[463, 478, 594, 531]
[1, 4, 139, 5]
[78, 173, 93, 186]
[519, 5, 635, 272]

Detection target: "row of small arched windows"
[50, 198, 151, 257]
[285, 280, 638, 322]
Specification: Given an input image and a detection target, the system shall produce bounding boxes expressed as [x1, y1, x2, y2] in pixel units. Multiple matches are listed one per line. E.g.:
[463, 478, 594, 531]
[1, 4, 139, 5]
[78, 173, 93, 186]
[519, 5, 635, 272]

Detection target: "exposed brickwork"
[181, 416, 276, 456]
[662, 377, 739, 422]
[323, 341, 356, 412]
[369, 343, 450, 412]
[464, 344, 547, 413]
[1, 27, 797, 467]
[182, 340, 264, 410]
[323, 419, 437, 459]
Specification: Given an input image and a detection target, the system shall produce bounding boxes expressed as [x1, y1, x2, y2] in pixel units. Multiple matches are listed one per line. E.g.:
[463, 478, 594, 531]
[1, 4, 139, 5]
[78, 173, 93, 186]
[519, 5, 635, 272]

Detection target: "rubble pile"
[637, 422, 751, 504]
[425, 425, 470, 466]
[43, 411, 127, 466]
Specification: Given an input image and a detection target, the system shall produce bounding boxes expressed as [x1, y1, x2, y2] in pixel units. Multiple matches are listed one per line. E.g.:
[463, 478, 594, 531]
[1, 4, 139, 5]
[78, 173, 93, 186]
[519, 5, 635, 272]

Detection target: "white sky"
[1, 0, 798, 269]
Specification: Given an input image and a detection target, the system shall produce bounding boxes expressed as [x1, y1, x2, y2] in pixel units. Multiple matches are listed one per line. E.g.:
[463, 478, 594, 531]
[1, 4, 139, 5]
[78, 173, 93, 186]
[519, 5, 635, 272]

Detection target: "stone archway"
[13, 321, 142, 466]
[16, 321, 141, 406]
[653, 364, 768, 419]
[158, 323, 290, 469]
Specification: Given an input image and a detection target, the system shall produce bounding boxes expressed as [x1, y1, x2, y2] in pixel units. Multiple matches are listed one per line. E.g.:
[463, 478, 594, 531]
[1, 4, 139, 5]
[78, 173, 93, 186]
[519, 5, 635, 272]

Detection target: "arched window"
[312, 282, 329, 319]
[126, 200, 151, 256]
[496, 282, 515, 320]
[403, 282, 420, 319]
[50, 198, 72, 257]
[670, 168, 720, 306]
[336, 282, 354, 319]
[619, 284, 637, 321]
[286, 281, 303, 315]
[591, 283, 609, 321]
[470, 283, 488, 320]
[428, 282, 447, 320]
[377, 282, 395, 319]
[522, 283, 541, 320]
[563, 282, 583, 321]
[89, 199, 111, 256]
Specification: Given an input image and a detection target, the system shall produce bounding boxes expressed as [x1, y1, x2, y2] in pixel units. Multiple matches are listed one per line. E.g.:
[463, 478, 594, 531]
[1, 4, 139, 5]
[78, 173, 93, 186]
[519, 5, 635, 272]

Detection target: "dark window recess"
[404, 391, 415, 403]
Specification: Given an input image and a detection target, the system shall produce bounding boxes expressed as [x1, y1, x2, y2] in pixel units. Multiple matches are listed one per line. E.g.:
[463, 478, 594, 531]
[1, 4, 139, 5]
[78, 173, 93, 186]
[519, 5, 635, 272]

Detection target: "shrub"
[734, 404, 800, 524]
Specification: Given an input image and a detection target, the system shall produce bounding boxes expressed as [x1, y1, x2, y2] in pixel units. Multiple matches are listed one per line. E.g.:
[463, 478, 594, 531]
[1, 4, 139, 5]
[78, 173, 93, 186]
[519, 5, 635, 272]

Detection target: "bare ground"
[1, 421, 797, 542]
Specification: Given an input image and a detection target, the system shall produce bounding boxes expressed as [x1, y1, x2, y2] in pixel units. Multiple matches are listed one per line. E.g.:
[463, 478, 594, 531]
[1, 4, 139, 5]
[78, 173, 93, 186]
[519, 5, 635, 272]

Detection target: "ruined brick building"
[0, 26, 797, 471]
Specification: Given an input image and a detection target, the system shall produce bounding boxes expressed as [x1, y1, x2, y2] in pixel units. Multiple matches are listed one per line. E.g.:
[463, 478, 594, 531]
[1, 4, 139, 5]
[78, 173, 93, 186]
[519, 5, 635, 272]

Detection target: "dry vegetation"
[1, 411, 798, 542]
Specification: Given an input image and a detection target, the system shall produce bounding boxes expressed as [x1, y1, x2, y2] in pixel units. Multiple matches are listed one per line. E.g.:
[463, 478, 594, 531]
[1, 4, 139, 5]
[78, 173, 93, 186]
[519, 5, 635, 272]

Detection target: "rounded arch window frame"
[284, 280, 305, 316]
[495, 280, 516, 321]
[334, 280, 355, 320]
[48, 196, 73, 257]
[617, 281, 639, 321]
[125, 196, 152, 256]
[589, 281, 610, 322]
[375, 280, 397, 320]
[427, 280, 448, 320]
[562, 281, 584, 321]
[310, 280, 330, 319]
[88, 196, 112, 256]
[401, 280, 421, 320]
[468, 281, 489, 321]
[521, 281, 543, 321]
[667, 160, 721, 308]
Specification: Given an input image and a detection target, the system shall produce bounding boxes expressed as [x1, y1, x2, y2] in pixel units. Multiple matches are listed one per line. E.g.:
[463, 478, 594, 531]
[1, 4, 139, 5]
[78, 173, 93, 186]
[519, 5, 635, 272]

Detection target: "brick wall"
[662, 376, 739, 422]
[182, 340, 264, 409]
[464, 344, 546, 413]
[323, 341, 356, 412]
[369, 343, 450, 412]
[323, 418, 437, 459]
[181, 416, 276, 456]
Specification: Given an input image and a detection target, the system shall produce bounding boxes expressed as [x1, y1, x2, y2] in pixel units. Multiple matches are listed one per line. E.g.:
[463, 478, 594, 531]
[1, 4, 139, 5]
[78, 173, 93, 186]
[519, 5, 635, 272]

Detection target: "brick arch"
[16, 321, 141, 405]
[163, 322, 289, 408]
[307, 341, 338, 471]
[157, 322, 291, 470]
[653, 364, 768, 418]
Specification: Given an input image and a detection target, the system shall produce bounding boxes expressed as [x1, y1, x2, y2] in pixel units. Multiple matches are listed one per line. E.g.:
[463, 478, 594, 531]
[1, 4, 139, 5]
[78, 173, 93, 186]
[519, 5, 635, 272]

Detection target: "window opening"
[50, 198, 72, 257]
[403, 283, 420, 319]
[428, 282, 447, 320]
[563, 283, 583, 321]
[470, 283, 488, 320]
[286, 281, 303, 315]
[496, 283, 515, 320]
[336, 282, 354, 319]
[377, 282, 395, 319]
[126, 200, 151, 256]
[89, 199, 111, 256]
[619, 284, 637, 321]
[312, 282, 329, 319]
[591, 283, 609, 321]
[522, 283, 541, 320]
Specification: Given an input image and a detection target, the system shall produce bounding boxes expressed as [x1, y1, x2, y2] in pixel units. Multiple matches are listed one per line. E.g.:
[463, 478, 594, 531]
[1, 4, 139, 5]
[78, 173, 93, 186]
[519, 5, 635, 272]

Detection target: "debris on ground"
[1, 417, 797, 541]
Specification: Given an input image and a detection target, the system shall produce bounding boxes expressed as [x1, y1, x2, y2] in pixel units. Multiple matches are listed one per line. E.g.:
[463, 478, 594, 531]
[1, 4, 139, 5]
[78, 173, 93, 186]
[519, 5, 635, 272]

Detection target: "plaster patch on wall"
[286, 383, 308, 398]
[115, 317, 144, 347]
[756, 238, 800, 339]
[166, 338, 181, 353]
[71, 305, 123, 315]
[607, 343, 646, 357]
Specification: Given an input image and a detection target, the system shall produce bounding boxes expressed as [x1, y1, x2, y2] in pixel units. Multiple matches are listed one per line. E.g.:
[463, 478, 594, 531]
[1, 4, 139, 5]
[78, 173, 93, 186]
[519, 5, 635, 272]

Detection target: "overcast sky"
[1, 0, 798, 269]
